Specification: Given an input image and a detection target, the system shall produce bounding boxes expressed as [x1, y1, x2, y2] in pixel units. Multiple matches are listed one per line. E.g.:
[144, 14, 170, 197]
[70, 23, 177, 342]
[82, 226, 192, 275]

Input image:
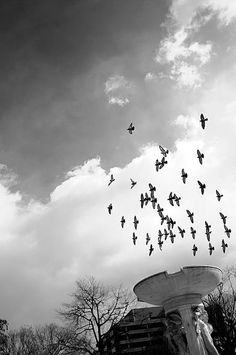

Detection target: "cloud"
[104, 75, 134, 106]
[155, 27, 212, 88]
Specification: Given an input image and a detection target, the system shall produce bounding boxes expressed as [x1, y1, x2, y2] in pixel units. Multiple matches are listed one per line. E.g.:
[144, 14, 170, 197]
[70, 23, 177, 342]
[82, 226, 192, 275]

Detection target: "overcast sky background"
[0, 0, 236, 329]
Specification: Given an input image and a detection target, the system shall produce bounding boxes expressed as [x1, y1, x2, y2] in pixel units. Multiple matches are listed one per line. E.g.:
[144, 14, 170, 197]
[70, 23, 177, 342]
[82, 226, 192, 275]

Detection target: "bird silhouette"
[120, 216, 125, 228]
[198, 180, 206, 195]
[197, 149, 204, 165]
[200, 113, 208, 129]
[160, 215, 167, 225]
[205, 222, 212, 241]
[205, 221, 211, 232]
[108, 203, 113, 215]
[130, 178, 137, 189]
[169, 230, 176, 244]
[158, 230, 163, 240]
[127, 123, 135, 134]
[132, 233, 138, 245]
[178, 226, 185, 238]
[149, 244, 154, 256]
[224, 224, 231, 238]
[151, 196, 157, 209]
[155, 159, 161, 172]
[164, 229, 169, 240]
[208, 242, 215, 255]
[157, 204, 164, 214]
[186, 209, 194, 223]
[192, 244, 198, 256]
[221, 239, 228, 253]
[169, 218, 176, 229]
[174, 194, 181, 206]
[216, 190, 223, 201]
[190, 227, 196, 239]
[219, 212, 227, 225]
[146, 233, 151, 245]
[158, 239, 164, 250]
[181, 169, 188, 184]
[159, 156, 168, 169]
[168, 192, 175, 206]
[159, 145, 169, 157]
[144, 192, 151, 205]
[140, 193, 145, 208]
[133, 216, 139, 230]
[108, 174, 115, 186]
[149, 183, 156, 194]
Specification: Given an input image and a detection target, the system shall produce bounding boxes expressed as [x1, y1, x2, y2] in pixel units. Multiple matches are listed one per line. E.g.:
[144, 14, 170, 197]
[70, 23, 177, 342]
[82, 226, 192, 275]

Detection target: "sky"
[0, 0, 236, 329]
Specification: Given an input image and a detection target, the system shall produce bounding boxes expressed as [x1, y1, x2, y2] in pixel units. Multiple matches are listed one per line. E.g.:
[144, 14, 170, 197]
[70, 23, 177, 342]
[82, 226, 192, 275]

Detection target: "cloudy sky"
[1, 0, 236, 328]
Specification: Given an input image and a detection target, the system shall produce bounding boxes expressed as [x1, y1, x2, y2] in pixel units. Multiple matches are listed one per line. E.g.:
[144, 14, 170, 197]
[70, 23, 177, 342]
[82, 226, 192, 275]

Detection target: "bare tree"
[203, 266, 236, 355]
[58, 276, 135, 355]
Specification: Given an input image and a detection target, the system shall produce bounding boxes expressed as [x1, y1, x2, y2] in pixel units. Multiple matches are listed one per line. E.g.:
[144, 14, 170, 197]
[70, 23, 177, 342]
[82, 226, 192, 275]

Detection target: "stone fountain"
[133, 266, 222, 355]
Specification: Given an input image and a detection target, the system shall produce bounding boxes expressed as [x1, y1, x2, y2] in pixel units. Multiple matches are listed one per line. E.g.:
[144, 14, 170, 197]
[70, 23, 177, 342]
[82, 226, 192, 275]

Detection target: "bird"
[144, 192, 151, 205]
[219, 212, 227, 225]
[197, 149, 204, 165]
[221, 239, 228, 253]
[169, 218, 176, 229]
[192, 244, 198, 256]
[158, 239, 164, 251]
[200, 113, 208, 129]
[159, 156, 168, 169]
[216, 190, 223, 201]
[174, 194, 181, 206]
[169, 230, 176, 244]
[158, 230, 163, 240]
[108, 174, 115, 186]
[155, 159, 161, 172]
[146, 233, 151, 245]
[132, 233, 137, 245]
[159, 145, 169, 157]
[208, 242, 215, 255]
[160, 215, 167, 225]
[130, 178, 137, 189]
[133, 216, 139, 230]
[198, 180, 206, 195]
[190, 227, 196, 239]
[140, 193, 145, 208]
[149, 244, 154, 256]
[224, 225, 231, 238]
[157, 204, 164, 214]
[178, 226, 185, 238]
[205, 230, 212, 242]
[151, 196, 157, 209]
[181, 169, 188, 184]
[108, 203, 113, 215]
[168, 192, 175, 206]
[120, 216, 125, 228]
[127, 123, 135, 134]
[205, 221, 211, 232]
[149, 183, 156, 194]
[164, 229, 169, 240]
[186, 210, 194, 223]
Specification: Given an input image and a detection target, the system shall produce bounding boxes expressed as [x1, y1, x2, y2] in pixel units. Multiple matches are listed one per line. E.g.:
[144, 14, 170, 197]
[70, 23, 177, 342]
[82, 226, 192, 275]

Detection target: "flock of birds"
[107, 114, 232, 257]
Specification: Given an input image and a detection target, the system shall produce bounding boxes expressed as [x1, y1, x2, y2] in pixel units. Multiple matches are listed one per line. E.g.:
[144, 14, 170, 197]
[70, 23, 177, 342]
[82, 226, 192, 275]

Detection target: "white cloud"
[144, 72, 157, 82]
[104, 75, 134, 107]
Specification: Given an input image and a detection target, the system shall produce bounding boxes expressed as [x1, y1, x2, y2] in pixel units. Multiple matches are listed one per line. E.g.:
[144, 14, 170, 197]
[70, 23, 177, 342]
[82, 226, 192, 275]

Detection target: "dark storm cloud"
[0, 0, 169, 199]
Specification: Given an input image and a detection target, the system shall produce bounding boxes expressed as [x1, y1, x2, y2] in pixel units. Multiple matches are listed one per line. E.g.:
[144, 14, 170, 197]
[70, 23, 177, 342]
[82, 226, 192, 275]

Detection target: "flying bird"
[216, 190, 223, 201]
[200, 113, 208, 129]
[192, 244, 198, 256]
[108, 174, 115, 186]
[144, 192, 151, 205]
[205, 222, 212, 241]
[159, 145, 169, 157]
[120, 216, 125, 228]
[174, 194, 181, 206]
[190, 227, 196, 239]
[132, 233, 137, 245]
[186, 209, 194, 223]
[130, 178, 137, 189]
[208, 243, 215, 255]
[224, 225, 231, 238]
[157, 204, 164, 214]
[178, 226, 185, 238]
[168, 192, 175, 206]
[159, 156, 168, 169]
[155, 159, 161, 172]
[181, 169, 188, 184]
[133, 216, 139, 230]
[149, 183, 156, 194]
[169, 230, 176, 244]
[164, 229, 169, 240]
[219, 212, 227, 225]
[149, 244, 154, 256]
[198, 180, 206, 195]
[221, 239, 228, 253]
[127, 122, 135, 134]
[151, 197, 157, 209]
[205, 221, 211, 232]
[160, 215, 167, 225]
[107, 203, 113, 215]
[197, 149, 204, 165]
[140, 193, 145, 208]
[169, 218, 176, 229]
[146, 233, 151, 245]
[158, 230, 163, 240]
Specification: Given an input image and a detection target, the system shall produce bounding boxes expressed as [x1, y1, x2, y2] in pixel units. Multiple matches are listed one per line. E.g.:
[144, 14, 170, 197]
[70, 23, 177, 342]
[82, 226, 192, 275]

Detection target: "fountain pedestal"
[133, 266, 222, 355]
